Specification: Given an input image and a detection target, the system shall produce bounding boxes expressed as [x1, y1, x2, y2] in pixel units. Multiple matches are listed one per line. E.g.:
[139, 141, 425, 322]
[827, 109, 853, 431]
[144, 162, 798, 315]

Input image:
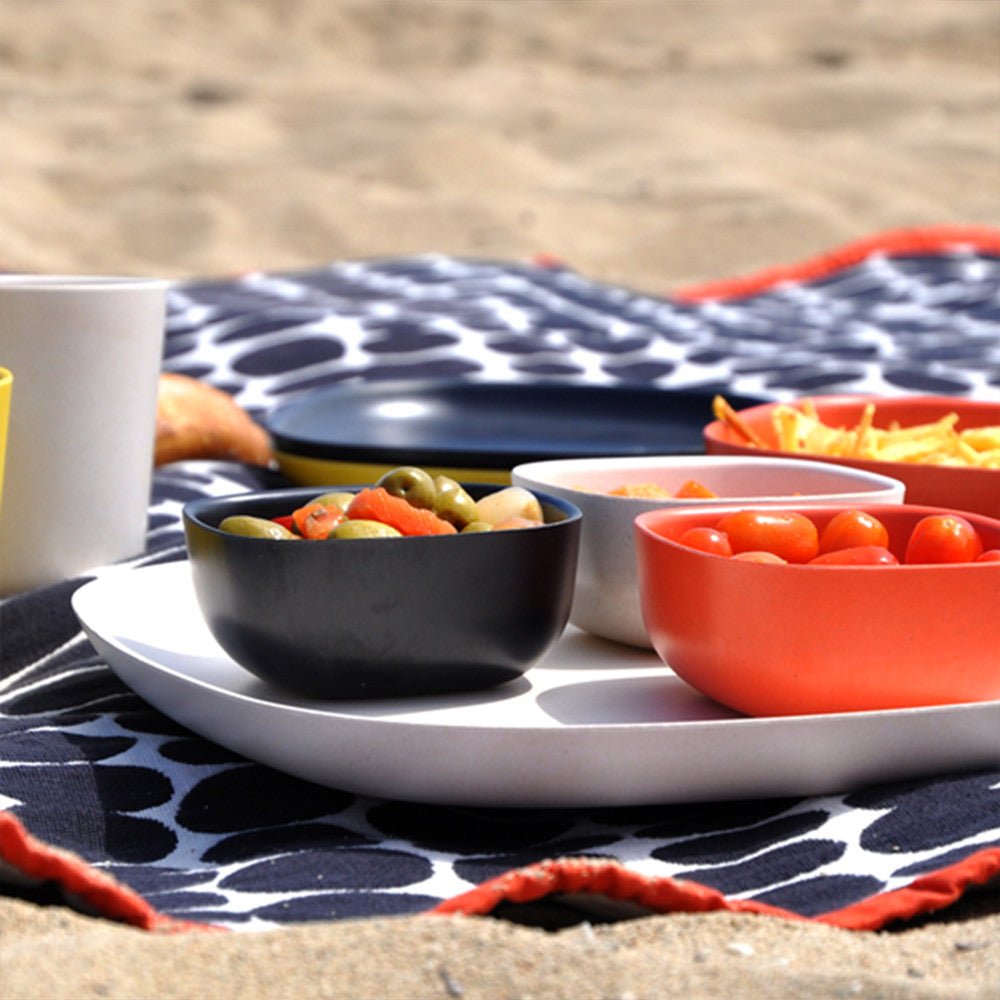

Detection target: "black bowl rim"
[183, 483, 583, 539]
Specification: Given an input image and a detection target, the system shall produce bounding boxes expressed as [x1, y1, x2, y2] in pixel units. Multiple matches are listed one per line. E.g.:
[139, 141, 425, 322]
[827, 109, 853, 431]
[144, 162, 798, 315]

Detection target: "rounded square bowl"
[512, 456, 905, 648]
[703, 394, 1000, 517]
[634, 503, 1000, 716]
[183, 484, 581, 699]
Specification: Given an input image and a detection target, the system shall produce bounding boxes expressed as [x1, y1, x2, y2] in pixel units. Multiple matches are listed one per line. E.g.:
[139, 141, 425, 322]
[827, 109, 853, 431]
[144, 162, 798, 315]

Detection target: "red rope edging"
[671, 225, 1000, 303]
[430, 848, 1000, 932]
[0, 811, 218, 933]
[2, 814, 997, 934]
[817, 846, 1000, 930]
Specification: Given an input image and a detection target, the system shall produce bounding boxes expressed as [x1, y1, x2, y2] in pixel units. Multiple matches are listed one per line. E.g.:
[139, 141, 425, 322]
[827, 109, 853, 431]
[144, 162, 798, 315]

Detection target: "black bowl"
[182, 485, 581, 699]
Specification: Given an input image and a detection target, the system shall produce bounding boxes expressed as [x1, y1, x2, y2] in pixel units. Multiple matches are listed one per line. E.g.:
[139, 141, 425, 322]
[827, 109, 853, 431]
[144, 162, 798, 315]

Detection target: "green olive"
[432, 475, 478, 528]
[376, 466, 437, 510]
[461, 520, 494, 533]
[311, 491, 356, 512]
[219, 515, 297, 540]
[330, 519, 402, 539]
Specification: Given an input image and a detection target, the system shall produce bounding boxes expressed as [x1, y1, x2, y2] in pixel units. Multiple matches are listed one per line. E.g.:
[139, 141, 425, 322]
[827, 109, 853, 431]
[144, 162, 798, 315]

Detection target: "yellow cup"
[0, 367, 11, 507]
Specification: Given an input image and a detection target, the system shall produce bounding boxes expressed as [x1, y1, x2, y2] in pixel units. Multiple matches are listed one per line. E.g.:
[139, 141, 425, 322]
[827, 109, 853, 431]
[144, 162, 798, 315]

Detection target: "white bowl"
[512, 456, 906, 649]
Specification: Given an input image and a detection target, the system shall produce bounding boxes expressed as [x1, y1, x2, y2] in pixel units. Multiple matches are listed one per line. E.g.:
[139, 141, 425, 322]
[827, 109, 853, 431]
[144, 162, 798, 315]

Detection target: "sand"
[1, 1, 998, 997]
[1, 0, 998, 292]
[1, 891, 998, 1000]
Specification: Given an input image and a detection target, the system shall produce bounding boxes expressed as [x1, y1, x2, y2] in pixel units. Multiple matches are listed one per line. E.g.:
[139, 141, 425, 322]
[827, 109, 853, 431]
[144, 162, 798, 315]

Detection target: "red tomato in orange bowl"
[715, 509, 818, 564]
[809, 545, 899, 566]
[677, 526, 732, 557]
[904, 514, 984, 564]
[731, 550, 787, 564]
[818, 509, 889, 554]
[632, 503, 1000, 717]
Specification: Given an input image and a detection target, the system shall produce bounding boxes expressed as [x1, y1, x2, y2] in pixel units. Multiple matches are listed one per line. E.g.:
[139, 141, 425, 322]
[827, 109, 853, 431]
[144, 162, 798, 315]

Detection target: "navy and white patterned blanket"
[2, 239, 998, 931]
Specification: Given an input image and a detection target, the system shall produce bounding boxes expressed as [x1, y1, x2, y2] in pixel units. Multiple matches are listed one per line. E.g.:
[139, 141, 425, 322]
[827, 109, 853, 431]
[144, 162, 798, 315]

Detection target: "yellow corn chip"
[716, 397, 1000, 469]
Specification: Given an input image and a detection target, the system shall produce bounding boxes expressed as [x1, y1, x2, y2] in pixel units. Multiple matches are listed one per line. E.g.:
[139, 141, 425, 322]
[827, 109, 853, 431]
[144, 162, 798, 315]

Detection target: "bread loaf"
[156, 373, 272, 467]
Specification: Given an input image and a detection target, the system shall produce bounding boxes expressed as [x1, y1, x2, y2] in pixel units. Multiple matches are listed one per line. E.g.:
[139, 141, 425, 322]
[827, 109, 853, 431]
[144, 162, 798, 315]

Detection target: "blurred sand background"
[2, 0, 998, 293]
[1, 1, 998, 997]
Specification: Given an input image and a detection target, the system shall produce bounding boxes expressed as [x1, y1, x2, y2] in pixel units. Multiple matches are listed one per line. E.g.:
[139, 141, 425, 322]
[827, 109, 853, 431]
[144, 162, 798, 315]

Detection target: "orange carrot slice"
[291, 502, 345, 540]
[673, 479, 718, 499]
[346, 488, 457, 536]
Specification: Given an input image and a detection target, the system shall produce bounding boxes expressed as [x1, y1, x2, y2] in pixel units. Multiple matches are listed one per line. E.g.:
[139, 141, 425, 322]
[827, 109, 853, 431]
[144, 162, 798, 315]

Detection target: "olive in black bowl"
[182, 484, 581, 699]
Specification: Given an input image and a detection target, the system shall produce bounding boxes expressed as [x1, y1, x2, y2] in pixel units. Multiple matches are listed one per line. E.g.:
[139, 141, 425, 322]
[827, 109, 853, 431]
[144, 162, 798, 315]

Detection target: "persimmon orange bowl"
[633, 503, 1000, 717]
[703, 395, 1000, 518]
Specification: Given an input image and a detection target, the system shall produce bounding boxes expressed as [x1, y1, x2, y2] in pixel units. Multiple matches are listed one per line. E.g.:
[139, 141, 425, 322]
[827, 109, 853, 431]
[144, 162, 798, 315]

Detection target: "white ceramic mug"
[0, 276, 167, 595]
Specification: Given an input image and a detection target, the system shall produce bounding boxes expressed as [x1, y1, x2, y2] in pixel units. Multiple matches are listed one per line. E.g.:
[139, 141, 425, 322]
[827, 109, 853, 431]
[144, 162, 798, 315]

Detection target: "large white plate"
[73, 562, 1000, 808]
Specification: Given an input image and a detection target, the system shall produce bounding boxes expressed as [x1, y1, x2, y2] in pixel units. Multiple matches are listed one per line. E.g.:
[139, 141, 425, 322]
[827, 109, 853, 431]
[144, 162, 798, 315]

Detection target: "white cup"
[0, 276, 167, 595]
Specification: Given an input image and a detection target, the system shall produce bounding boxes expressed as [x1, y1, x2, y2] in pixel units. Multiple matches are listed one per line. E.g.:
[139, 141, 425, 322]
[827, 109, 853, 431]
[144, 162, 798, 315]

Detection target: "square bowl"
[512, 456, 905, 648]
[183, 483, 581, 699]
[634, 503, 1000, 716]
[703, 394, 1000, 517]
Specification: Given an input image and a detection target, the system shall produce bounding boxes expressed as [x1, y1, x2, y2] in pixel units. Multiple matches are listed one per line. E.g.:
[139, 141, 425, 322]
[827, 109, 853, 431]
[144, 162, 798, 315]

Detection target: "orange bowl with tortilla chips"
[704, 395, 1000, 518]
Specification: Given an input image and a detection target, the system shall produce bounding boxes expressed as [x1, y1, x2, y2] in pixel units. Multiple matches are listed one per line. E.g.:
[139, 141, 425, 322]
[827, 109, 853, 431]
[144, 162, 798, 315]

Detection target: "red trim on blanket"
[4, 807, 995, 932]
[431, 856, 811, 923]
[0, 812, 217, 933]
[817, 847, 1000, 930]
[670, 225, 1000, 303]
[431, 847, 1000, 931]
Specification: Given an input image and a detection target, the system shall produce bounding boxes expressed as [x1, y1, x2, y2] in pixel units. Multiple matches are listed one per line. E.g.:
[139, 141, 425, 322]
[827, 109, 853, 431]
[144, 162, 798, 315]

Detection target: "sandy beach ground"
[1, 1, 998, 998]
[1, 0, 998, 292]
[1, 889, 998, 1000]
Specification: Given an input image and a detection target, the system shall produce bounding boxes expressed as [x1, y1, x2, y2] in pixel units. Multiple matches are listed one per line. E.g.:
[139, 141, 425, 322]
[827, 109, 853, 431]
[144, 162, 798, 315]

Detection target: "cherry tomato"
[673, 479, 718, 499]
[292, 502, 345, 540]
[818, 509, 889, 554]
[731, 551, 787, 564]
[904, 514, 984, 564]
[677, 526, 732, 557]
[715, 510, 819, 563]
[976, 549, 1000, 563]
[809, 545, 899, 566]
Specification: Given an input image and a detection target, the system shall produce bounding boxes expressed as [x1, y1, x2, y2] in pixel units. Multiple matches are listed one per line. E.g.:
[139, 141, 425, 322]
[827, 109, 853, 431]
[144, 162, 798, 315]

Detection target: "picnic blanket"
[1, 226, 998, 935]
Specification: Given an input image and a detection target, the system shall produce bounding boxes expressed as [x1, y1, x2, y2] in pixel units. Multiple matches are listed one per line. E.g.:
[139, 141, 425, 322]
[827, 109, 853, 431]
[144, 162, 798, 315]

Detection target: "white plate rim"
[72, 562, 1000, 808]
